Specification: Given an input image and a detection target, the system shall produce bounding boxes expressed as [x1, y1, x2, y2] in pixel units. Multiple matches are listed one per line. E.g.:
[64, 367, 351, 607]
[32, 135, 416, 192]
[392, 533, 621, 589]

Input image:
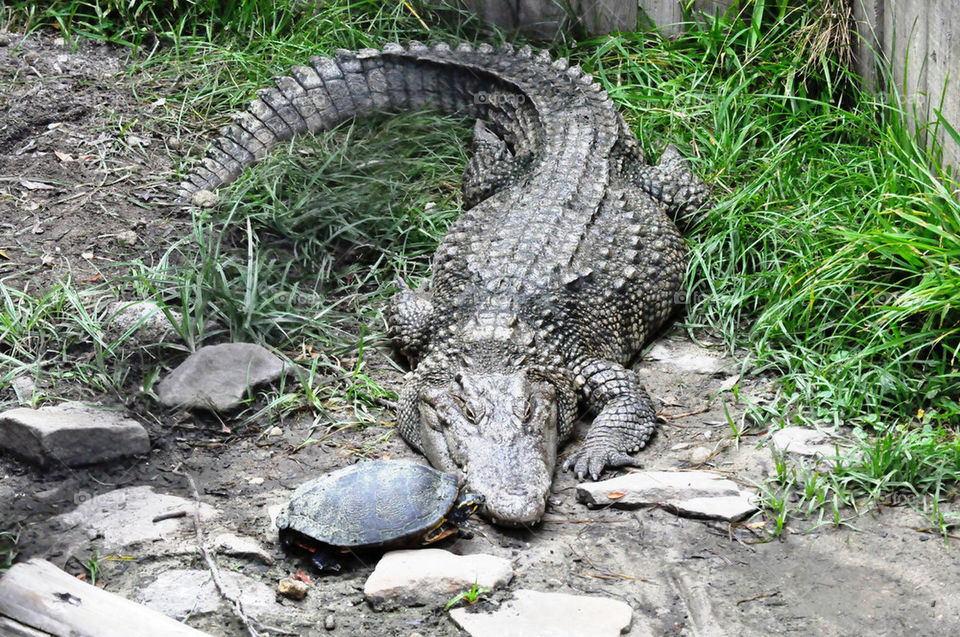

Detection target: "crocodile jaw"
[418, 371, 558, 526]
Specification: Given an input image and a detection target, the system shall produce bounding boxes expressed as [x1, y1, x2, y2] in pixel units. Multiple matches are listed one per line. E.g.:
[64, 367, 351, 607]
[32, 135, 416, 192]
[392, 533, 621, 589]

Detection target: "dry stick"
[171, 465, 295, 637]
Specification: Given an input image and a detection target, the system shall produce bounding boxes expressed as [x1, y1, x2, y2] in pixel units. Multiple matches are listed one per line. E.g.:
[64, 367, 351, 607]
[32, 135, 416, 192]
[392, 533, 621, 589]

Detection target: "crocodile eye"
[450, 394, 479, 425]
[462, 401, 481, 425]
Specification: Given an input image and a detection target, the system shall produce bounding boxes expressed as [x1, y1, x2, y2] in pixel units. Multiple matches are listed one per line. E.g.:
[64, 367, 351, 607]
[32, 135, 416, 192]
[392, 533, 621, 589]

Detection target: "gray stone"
[157, 343, 291, 411]
[576, 470, 757, 522]
[770, 427, 841, 458]
[10, 376, 35, 405]
[137, 569, 282, 620]
[213, 533, 274, 565]
[0, 403, 149, 467]
[56, 486, 217, 552]
[646, 341, 723, 374]
[104, 300, 181, 344]
[364, 549, 513, 610]
[450, 589, 632, 637]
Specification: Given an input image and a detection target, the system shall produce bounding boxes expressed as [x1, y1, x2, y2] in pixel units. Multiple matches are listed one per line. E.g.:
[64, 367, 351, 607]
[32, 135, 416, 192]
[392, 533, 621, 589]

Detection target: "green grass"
[1, 1, 958, 530]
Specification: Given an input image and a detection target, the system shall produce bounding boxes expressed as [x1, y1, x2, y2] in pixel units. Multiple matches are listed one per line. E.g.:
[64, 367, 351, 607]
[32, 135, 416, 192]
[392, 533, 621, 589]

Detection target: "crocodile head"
[417, 369, 559, 526]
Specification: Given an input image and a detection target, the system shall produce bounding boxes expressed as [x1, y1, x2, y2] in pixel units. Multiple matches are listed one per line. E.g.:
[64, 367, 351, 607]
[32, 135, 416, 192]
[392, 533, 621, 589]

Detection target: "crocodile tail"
[179, 41, 535, 200]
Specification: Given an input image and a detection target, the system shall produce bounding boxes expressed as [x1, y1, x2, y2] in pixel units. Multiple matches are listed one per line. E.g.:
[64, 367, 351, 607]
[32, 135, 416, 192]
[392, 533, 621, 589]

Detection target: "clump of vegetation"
[445, 581, 491, 611]
[1, 0, 957, 529]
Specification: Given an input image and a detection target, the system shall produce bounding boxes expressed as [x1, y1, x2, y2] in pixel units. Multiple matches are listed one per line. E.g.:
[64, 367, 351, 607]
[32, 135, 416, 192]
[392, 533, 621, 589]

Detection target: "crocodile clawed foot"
[563, 446, 641, 481]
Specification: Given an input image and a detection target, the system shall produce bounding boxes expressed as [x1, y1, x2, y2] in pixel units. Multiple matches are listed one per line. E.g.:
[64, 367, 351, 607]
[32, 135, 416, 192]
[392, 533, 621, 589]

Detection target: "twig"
[171, 464, 296, 636]
[658, 405, 711, 420]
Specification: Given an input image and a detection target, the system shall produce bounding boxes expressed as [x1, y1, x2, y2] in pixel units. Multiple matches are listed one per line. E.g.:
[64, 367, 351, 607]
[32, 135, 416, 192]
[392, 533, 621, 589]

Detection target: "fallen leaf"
[607, 492, 626, 500]
[20, 179, 55, 190]
[54, 150, 74, 162]
[294, 569, 313, 584]
[0, 250, 8, 260]
[81, 273, 102, 283]
[75, 572, 86, 580]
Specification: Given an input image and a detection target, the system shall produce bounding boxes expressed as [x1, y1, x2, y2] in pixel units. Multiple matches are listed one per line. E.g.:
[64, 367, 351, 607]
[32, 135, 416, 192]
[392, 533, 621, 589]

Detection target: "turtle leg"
[309, 547, 343, 573]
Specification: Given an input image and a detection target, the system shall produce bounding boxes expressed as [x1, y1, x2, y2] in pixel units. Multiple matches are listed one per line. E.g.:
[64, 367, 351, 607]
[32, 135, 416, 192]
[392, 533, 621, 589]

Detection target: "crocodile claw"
[563, 446, 641, 481]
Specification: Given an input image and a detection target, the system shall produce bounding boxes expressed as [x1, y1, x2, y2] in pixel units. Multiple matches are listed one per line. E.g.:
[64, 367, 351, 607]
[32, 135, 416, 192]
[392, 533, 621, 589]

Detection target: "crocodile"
[180, 42, 709, 526]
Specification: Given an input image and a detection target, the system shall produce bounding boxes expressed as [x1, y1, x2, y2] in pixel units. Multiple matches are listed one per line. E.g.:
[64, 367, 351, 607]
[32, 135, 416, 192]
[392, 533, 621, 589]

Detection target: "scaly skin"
[181, 42, 709, 526]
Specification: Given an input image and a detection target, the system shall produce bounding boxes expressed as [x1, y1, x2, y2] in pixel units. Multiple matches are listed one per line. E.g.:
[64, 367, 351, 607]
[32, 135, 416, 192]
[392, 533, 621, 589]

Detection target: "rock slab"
[0, 403, 149, 466]
[157, 342, 290, 411]
[137, 569, 283, 619]
[450, 589, 632, 637]
[576, 470, 757, 522]
[364, 549, 514, 610]
[56, 486, 217, 553]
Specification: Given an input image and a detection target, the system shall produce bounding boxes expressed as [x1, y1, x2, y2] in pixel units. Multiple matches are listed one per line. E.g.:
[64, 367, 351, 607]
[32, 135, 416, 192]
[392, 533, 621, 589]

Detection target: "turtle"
[276, 459, 483, 572]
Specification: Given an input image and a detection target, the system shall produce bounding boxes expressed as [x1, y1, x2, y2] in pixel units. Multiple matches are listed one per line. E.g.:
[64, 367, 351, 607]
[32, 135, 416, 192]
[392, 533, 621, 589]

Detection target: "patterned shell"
[276, 459, 458, 547]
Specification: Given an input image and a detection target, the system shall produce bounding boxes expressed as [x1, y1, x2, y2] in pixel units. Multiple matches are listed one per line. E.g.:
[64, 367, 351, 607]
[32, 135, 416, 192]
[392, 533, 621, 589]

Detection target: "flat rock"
[104, 300, 182, 344]
[645, 341, 723, 374]
[213, 533, 274, 565]
[364, 549, 514, 610]
[137, 569, 283, 620]
[769, 427, 844, 457]
[157, 343, 291, 411]
[450, 589, 632, 637]
[56, 486, 217, 553]
[0, 403, 149, 467]
[576, 470, 757, 522]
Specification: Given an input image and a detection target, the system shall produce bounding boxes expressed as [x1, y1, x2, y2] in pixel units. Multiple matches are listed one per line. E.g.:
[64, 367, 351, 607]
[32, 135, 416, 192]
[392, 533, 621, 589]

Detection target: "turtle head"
[448, 491, 484, 525]
[417, 368, 559, 526]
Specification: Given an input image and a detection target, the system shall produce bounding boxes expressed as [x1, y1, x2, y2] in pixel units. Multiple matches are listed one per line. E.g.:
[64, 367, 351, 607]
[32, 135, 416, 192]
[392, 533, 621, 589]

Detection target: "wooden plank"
[0, 616, 54, 637]
[851, 0, 884, 90]
[576, 0, 637, 35]
[924, 1, 960, 176]
[0, 559, 211, 637]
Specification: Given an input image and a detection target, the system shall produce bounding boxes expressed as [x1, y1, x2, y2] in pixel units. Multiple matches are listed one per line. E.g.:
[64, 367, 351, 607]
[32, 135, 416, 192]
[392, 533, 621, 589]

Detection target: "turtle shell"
[276, 459, 459, 548]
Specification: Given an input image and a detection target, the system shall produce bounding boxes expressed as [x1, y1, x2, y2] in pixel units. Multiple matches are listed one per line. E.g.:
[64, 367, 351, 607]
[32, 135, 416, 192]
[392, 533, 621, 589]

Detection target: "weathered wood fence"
[457, 0, 960, 177]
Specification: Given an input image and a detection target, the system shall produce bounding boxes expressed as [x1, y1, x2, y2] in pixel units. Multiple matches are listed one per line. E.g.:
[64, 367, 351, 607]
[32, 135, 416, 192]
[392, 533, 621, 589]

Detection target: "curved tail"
[179, 41, 604, 201]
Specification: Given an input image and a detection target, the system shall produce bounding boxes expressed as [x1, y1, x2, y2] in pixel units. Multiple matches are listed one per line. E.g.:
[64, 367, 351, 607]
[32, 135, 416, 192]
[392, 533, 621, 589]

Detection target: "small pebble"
[267, 426, 283, 437]
[277, 577, 309, 600]
[115, 229, 138, 246]
[0, 33, 12, 46]
[324, 614, 336, 631]
[53, 37, 65, 47]
[689, 447, 712, 464]
[191, 189, 219, 208]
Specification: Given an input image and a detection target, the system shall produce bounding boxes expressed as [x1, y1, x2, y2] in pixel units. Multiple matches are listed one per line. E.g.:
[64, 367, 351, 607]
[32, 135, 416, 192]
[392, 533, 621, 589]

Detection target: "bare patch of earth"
[1, 30, 958, 637]
[0, 31, 187, 289]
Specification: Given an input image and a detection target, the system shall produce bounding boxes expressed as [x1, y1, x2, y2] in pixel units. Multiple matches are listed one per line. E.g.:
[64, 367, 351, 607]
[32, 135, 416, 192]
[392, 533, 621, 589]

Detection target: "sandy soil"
[1, 31, 958, 637]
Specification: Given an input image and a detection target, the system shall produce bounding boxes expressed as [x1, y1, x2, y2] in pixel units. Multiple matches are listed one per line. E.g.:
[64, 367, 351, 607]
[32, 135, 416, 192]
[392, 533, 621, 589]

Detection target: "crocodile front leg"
[631, 143, 710, 226]
[563, 358, 657, 480]
[386, 281, 434, 363]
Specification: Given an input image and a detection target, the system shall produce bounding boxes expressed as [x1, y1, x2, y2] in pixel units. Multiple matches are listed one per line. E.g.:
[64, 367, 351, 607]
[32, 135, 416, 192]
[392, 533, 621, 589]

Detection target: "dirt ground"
[2, 31, 959, 637]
